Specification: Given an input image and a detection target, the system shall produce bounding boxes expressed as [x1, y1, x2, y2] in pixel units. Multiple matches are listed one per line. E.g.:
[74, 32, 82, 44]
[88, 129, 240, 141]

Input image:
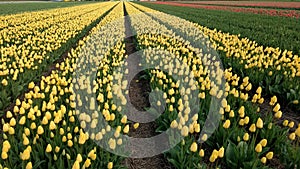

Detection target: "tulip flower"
[260, 139, 268, 147]
[190, 142, 198, 152]
[46, 144, 52, 153]
[255, 143, 262, 153]
[249, 124, 256, 132]
[1, 79, 8, 86]
[181, 126, 189, 137]
[261, 157, 267, 164]
[25, 162, 32, 169]
[223, 119, 231, 129]
[199, 149, 205, 157]
[266, 152, 273, 160]
[256, 118, 263, 129]
[107, 162, 113, 169]
[133, 123, 139, 129]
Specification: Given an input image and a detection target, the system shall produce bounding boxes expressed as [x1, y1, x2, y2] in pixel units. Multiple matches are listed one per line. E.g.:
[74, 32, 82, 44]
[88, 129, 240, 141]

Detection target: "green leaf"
[225, 142, 238, 168]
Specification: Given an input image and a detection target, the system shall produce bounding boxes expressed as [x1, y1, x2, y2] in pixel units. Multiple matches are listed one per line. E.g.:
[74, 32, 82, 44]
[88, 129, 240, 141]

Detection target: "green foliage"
[136, 2, 300, 55]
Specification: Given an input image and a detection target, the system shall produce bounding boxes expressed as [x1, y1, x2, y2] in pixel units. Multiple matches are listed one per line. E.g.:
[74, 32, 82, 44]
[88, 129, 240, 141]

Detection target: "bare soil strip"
[122, 3, 174, 169]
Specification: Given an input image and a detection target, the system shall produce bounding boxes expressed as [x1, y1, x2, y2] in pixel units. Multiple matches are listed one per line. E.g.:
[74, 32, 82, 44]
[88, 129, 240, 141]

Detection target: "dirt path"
[122, 3, 174, 169]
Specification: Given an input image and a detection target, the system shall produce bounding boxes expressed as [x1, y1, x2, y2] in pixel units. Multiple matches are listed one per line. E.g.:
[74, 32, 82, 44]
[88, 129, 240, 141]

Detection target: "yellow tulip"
[6, 111, 12, 118]
[288, 121, 295, 128]
[256, 87, 262, 94]
[243, 133, 249, 141]
[255, 143, 262, 153]
[181, 126, 189, 137]
[117, 138, 122, 145]
[261, 157, 267, 164]
[190, 142, 198, 152]
[258, 98, 264, 104]
[3, 123, 9, 132]
[121, 115, 127, 124]
[1, 152, 8, 160]
[1, 79, 8, 86]
[2, 140, 11, 152]
[49, 121, 56, 130]
[249, 124, 256, 133]
[283, 120, 289, 126]
[229, 110, 235, 117]
[83, 158, 90, 167]
[201, 134, 208, 141]
[209, 149, 218, 163]
[194, 123, 200, 133]
[260, 139, 268, 147]
[25, 162, 32, 169]
[123, 125, 129, 134]
[292, 100, 299, 104]
[20, 147, 31, 160]
[295, 127, 300, 137]
[269, 96, 277, 106]
[8, 127, 15, 135]
[23, 135, 30, 146]
[37, 126, 44, 135]
[88, 150, 96, 160]
[273, 103, 280, 112]
[46, 144, 52, 153]
[28, 82, 35, 89]
[68, 140, 73, 147]
[170, 120, 178, 128]
[55, 146, 60, 153]
[223, 119, 231, 129]
[108, 139, 116, 150]
[133, 123, 139, 129]
[256, 118, 263, 129]
[107, 162, 113, 169]
[76, 154, 82, 163]
[274, 111, 282, 119]
[218, 147, 224, 158]
[199, 149, 205, 157]
[244, 116, 249, 124]
[79, 130, 87, 145]
[72, 161, 80, 169]
[289, 133, 296, 140]
[266, 152, 273, 160]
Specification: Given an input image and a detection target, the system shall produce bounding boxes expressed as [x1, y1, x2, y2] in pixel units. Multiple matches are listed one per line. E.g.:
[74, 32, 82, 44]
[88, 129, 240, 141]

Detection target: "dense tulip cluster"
[0, 1, 299, 169]
[0, 2, 117, 110]
[0, 2, 125, 168]
[127, 2, 300, 168]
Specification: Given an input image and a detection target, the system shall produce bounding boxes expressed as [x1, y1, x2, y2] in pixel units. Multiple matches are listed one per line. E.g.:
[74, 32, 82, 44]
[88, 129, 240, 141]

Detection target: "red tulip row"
[151, 1, 300, 18]
[179, 1, 300, 9]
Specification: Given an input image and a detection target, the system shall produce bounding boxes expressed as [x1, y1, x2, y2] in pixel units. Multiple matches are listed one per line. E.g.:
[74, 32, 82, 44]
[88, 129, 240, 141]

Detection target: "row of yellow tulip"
[131, 2, 300, 108]
[0, 2, 114, 79]
[0, 4, 95, 29]
[0, 2, 126, 169]
[0, 2, 118, 110]
[0, 1, 299, 168]
[131, 1, 299, 133]
[126, 2, 300, 168]
[132, 3, 300, 78]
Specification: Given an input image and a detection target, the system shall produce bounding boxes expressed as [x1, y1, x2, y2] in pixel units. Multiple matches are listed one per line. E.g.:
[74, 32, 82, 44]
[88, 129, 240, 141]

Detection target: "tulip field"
[0, 1, 300, 169]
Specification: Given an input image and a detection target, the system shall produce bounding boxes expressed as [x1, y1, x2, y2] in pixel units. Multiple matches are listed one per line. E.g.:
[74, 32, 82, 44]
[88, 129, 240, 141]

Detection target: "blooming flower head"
[107, 162, 113, 169]
[256, 118, 263, 129]
[255, 143, 262, 153]
[223, 119, 231, 129]
[190, 142, 198, 152]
